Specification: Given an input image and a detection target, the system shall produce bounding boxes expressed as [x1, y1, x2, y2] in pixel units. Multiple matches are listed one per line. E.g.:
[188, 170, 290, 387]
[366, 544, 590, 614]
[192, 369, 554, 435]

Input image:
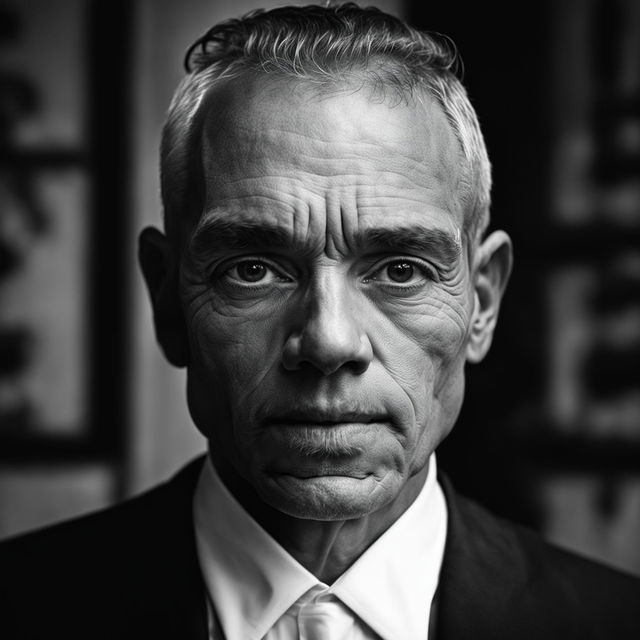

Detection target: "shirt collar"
[193, 455, 447, 640]
[330, 457, 447, 639]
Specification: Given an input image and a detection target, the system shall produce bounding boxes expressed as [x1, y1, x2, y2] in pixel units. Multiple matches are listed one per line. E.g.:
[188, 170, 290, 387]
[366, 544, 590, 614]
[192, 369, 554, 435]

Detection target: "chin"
[261, 473, 394, 521]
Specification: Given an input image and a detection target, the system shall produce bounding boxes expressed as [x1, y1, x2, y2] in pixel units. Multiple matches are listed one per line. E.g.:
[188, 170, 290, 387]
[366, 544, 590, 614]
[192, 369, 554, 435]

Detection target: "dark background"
[412, 0, 640, 532]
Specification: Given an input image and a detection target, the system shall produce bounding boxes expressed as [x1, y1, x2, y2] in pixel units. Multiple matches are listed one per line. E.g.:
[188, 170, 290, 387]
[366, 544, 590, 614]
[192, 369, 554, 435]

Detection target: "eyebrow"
[189, 217, 306, 257]
[188, 217, 462, 264]
[356, 226, 462, 264]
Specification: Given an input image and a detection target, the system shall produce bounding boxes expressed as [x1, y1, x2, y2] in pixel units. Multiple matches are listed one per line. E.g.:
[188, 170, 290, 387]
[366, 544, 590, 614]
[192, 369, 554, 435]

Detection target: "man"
[1, 4, 639, 639]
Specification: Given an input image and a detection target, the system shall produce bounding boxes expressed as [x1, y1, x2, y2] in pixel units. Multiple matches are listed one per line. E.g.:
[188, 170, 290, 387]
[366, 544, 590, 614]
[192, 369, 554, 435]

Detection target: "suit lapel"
[132, 457, 209, 640]
[435, 473, 530, 640]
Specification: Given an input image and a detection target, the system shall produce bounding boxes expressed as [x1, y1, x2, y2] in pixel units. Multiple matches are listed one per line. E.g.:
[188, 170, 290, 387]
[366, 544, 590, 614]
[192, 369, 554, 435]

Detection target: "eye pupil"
[386, 261, 413, 283]
[239, 261, 266, 282]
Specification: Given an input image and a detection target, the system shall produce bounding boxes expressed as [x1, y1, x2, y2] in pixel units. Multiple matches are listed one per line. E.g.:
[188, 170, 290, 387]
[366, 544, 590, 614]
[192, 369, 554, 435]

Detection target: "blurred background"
[0, 0, 639, 577]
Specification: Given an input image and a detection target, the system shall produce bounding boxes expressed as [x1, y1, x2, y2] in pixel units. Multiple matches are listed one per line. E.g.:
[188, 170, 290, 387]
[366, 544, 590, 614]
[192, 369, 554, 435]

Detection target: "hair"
[160, 3, 492, 254]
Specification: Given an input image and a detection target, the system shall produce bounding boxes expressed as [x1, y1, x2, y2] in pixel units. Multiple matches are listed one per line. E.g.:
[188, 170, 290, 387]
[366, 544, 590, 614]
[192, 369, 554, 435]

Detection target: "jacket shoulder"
[437, 474, 640, 640]
[0, 458, 200, 565]
[0, 457, 207, 640]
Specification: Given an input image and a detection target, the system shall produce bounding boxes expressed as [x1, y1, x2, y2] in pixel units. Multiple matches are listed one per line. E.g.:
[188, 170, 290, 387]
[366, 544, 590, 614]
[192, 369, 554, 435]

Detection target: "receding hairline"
[197, 63, 463, 145]
[160, 4, 492, 259]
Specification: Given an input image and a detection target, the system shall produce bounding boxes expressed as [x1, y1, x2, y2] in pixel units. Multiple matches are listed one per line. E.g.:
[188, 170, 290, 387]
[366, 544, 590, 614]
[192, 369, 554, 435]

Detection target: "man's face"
[180, 76, 474, 520]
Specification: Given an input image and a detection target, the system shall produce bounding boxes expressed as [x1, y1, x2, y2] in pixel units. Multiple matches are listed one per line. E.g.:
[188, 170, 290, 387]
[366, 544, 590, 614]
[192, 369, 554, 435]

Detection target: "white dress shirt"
[193, 455, 447, 640]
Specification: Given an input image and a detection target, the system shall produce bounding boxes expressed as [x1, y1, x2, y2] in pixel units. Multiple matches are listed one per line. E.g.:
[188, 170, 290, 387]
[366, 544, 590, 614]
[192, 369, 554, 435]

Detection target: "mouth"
[262, 411, 391, 458]
[266, 410, 389, 426]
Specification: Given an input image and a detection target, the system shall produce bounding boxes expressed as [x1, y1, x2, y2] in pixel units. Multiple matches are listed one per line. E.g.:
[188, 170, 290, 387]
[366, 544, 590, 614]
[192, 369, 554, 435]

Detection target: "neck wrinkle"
[210, 448, 430, 583]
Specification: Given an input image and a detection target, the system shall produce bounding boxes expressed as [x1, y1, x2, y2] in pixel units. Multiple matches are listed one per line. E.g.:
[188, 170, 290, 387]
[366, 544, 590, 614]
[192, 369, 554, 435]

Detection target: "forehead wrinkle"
[204, 175, 323, 210]
[353, 190, 457, 219]
[197, 76, 466, 265]
[205, 87, 458, 184]
[202, 99, 463, 231]
[214, 131, 451, 197]
[322, 181, 383, 258]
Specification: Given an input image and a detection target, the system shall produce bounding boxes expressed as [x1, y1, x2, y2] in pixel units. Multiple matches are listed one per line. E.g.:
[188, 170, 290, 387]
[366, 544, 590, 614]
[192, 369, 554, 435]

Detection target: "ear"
[138, 226, 190, 367]
[466, 230, 513, 363]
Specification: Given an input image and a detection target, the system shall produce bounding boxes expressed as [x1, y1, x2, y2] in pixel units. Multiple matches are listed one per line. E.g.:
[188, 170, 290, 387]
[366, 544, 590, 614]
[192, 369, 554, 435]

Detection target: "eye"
[385, 261, 415, 283]
[364, 258, 436, 287]
[222, 258, 292, 286]
[236, 261, 268, 282]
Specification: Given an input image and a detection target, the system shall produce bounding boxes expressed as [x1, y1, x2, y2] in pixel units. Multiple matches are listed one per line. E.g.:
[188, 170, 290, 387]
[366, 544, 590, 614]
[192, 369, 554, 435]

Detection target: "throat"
[210, 452, 429, 583]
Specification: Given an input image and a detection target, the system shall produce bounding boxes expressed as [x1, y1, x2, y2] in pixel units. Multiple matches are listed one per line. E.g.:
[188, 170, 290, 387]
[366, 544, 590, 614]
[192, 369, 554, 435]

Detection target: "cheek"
[187, 291, 286, 398]
[185, 294, 289, 472]
[368, 294, 471, 460]
[375, 294, 471, 389]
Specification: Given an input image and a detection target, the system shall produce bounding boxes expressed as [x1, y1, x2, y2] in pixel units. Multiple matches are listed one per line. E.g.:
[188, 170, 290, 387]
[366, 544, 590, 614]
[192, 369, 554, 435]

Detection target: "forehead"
[195, 73, 465, 251]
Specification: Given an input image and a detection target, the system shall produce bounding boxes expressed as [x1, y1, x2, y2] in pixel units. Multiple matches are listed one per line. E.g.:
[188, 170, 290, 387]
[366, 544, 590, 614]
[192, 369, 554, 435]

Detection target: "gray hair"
[161, 3, 492, 251]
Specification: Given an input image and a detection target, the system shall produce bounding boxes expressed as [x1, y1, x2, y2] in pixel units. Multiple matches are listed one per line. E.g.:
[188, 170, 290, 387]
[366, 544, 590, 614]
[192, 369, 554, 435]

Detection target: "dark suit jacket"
[1, 456, 639, 639]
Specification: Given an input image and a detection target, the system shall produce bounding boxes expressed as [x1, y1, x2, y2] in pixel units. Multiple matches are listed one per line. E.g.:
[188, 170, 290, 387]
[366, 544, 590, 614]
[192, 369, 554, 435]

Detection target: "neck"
[210, 453, 429, 584]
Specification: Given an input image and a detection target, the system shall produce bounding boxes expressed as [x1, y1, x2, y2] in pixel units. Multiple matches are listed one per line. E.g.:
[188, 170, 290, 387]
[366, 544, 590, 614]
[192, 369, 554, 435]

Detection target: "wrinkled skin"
[140, 74, 511, 579]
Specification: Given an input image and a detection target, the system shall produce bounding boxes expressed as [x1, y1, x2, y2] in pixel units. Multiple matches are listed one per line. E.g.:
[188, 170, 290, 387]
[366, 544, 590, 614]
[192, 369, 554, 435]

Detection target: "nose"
[281, 274, 373, 376]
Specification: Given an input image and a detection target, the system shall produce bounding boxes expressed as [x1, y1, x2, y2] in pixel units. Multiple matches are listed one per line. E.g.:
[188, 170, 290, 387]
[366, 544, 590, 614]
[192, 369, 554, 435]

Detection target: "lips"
[265, 409, 389, 426]
[261, 410, 391, 459]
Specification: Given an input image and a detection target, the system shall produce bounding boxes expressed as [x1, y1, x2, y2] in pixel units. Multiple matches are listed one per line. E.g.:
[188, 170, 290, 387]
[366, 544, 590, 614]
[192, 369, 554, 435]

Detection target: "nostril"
[281, 329, 373, 375]
[281, 334, 303, 371]
[347, 359, 369, 375]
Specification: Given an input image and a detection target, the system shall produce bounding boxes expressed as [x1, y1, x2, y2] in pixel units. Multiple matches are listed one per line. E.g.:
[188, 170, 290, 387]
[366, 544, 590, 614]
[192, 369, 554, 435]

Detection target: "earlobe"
[466, 230, 513, 363]
[138, 226, 190, 367]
